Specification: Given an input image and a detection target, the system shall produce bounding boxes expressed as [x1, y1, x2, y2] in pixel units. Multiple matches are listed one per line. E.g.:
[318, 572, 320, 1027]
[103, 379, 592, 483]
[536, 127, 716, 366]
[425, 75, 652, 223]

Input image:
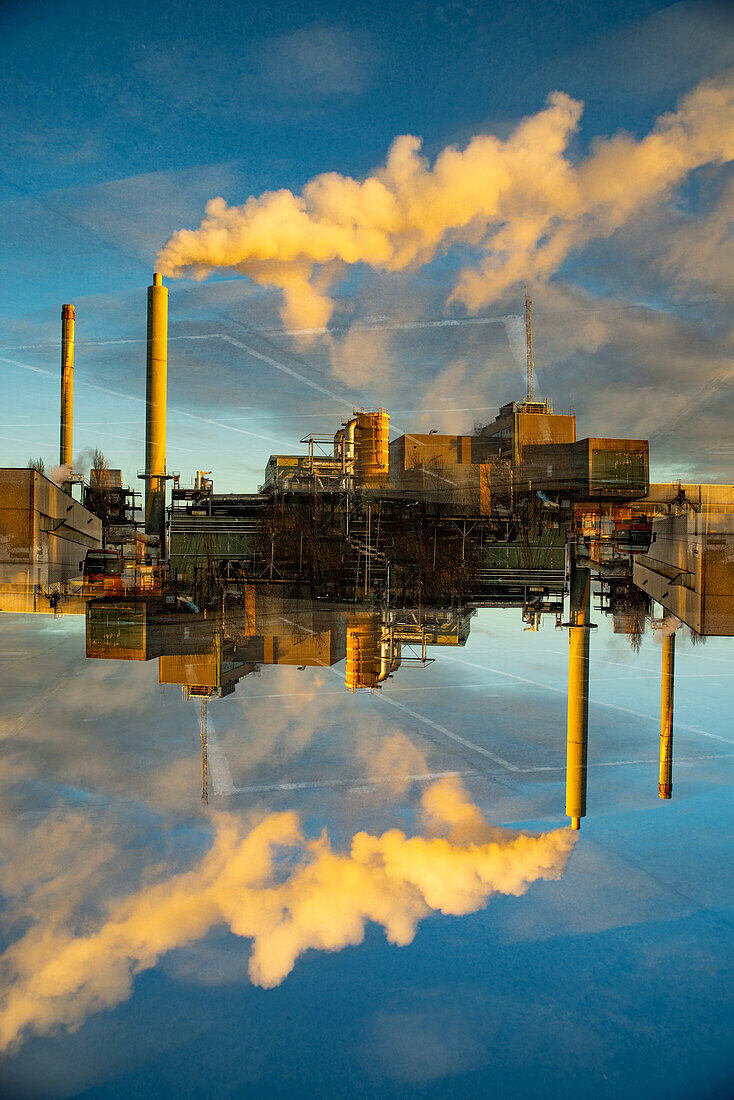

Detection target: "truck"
[80, 548, 122, 594]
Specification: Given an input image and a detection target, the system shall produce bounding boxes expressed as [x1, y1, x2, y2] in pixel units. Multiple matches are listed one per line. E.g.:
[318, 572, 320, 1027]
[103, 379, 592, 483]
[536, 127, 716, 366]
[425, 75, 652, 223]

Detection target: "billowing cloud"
[0, 778, 576, 1051]
[157, 70, 734, 330]
[661, 178, 734, 298]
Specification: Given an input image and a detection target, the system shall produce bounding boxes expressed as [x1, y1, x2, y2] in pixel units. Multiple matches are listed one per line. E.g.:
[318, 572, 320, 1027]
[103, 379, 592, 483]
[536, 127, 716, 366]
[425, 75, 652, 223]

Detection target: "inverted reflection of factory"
[2, 273, 734, 824]
[86, 590, 472, 695]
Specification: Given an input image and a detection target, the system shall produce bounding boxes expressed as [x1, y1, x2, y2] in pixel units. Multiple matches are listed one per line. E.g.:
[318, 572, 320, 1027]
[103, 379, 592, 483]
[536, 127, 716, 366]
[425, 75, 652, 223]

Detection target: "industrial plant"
[1, 274, 733, 827]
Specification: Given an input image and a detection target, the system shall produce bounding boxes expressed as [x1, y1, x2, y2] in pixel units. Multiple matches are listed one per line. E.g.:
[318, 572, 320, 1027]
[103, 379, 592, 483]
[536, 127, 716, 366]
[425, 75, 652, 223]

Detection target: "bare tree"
[91, 447, 110, 487]
[92, 447, 108, 471]
[27, 457, 45, 474]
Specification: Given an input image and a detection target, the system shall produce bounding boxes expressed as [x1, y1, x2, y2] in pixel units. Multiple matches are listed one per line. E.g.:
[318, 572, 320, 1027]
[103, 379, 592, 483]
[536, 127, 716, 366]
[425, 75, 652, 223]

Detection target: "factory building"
[633, 483, 734, 635]
[169, 388, 649, 592]
[0, 467, 102, 613]
[475, 398, 577, 459]
[388, 401, 647, 506]
[0, 300, 105, 614]
[521, 437, 649, 498]
[159, 634, 257, 698]
[387, 398, 576, 504]
[84, 592, 477, 696]
[388, 398, 575, 480]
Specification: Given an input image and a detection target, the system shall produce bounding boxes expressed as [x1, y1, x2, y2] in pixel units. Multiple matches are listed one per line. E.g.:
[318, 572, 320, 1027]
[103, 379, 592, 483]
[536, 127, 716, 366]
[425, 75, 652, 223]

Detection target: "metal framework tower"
[201, 697, 209, 805]
[524, 294, 534, 403]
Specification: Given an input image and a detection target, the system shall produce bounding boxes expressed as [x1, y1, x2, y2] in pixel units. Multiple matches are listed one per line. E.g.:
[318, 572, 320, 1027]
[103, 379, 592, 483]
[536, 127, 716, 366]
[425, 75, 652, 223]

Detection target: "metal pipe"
[145, 273, 168, 555]
[659, 626, 675, 799]
[104, 525, 159, 546]
[566, 566, 590, 830]
[60, 304, 75, 489]
[343, 416, 358, 490]
[344, 417, 357, 462]
[377, 638, 392, 683]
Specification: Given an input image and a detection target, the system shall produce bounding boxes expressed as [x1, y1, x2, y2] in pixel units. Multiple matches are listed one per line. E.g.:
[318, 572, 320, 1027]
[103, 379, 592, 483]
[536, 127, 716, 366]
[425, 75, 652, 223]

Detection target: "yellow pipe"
[659, 629, 675, 799]
[145, 273, 168, 553]
[566, 568, 590, 830]
[60, 304, 75, 479]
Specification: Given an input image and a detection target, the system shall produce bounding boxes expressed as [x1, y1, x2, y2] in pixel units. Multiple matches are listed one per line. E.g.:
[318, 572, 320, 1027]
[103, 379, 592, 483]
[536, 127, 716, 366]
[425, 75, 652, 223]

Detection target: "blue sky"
[3, 11, 734, 1089]
[0, 608, 732, 1095]
[1, 0, 733, 491]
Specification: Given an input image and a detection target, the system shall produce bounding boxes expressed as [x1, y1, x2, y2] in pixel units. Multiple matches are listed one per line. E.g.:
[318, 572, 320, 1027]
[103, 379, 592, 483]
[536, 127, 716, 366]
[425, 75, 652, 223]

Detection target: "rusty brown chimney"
[60, 304, 75, 478]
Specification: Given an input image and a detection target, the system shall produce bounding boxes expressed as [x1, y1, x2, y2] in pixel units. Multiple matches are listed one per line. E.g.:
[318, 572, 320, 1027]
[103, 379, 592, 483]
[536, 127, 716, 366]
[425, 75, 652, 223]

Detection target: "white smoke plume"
[47, 463, 71, 487]
[157, 71, 734, 331]
[656, 613, 683, 638]
[0, 778, 576, 1050]
[354, 729, 430, 798]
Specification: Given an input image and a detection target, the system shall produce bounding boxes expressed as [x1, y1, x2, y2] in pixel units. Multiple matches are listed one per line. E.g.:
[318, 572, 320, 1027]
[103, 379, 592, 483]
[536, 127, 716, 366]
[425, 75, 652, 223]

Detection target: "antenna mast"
[524, 293, 534, 403]
[201, 697, 209, 805]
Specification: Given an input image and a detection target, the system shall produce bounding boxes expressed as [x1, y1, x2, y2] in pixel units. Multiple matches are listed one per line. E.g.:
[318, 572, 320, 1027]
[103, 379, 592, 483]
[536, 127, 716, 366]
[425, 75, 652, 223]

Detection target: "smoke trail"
[157, 71, 734, 330]
[46, 463, 71, 487]
[0, 778, 576, 1050]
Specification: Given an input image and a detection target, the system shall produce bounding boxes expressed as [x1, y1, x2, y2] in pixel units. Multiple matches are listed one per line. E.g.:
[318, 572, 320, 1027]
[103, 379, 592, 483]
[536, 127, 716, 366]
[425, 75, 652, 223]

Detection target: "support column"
[145, 273, 168, 556]
[659, 623, 675, 799]
[566, 566, 590, 830]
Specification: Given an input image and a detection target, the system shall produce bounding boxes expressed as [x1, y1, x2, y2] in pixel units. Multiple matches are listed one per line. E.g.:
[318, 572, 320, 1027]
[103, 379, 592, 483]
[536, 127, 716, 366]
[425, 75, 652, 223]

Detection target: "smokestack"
[566, 566, 590, 830]
[60, 304, 75, 490]
[659, 625, 675, 798]
[145, 273, 168, 555]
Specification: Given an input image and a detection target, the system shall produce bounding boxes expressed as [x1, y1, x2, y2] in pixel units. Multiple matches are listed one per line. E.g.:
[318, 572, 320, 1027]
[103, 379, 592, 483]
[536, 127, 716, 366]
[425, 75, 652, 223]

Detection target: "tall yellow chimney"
[659, 625, 675, 799]
[145, 273, 168, 554]
[566, 566, 590, 830]
[60, 303, 75, 487]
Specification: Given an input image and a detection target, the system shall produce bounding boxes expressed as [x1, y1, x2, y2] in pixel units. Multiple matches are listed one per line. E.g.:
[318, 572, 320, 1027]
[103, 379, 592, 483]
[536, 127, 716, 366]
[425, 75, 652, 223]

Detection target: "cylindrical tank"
[659, 629, 675, 798]
[354, 408, 390, 486]
[60, 304, 75, 479]
[566, 567, 590, 830]
[145, 273, 168, 554]
[345, 612, 382, 691]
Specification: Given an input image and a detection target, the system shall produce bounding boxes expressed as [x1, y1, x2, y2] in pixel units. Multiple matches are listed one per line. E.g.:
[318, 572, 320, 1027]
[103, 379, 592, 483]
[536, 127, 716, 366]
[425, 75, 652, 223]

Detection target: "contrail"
[440, 652, 734, 745]
[218, 333, 355, 409]
[0, 325, 503, 450]
[205, 714, 235, 797]
[254, 626, 517, 775]
[230, 769, 473, 795]
[375, 693, 519, 771]
[260, 313, 523, 338]
[221, 753, 734, 798]
[0, 353, 294, 448]
[0, 313, 521, 349]
[237, 681, 494, 700]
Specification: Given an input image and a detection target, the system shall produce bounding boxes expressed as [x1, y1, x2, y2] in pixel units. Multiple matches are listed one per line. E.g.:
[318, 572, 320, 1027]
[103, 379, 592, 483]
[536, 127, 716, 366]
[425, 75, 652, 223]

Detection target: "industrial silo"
[354, 408, 390, 487]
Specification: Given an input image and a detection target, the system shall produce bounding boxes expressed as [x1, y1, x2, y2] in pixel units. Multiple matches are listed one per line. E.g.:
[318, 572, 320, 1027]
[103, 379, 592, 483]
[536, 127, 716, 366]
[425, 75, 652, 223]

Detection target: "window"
[84, 551, 120, 575]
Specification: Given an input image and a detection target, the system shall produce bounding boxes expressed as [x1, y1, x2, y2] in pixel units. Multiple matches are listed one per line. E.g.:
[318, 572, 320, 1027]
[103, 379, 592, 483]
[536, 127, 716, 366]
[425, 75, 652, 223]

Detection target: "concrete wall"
[0, 468, 102, 613]
[634, 495, 734, 635]
[389, 434, 473, 477]
[522, 438, 649, 498]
